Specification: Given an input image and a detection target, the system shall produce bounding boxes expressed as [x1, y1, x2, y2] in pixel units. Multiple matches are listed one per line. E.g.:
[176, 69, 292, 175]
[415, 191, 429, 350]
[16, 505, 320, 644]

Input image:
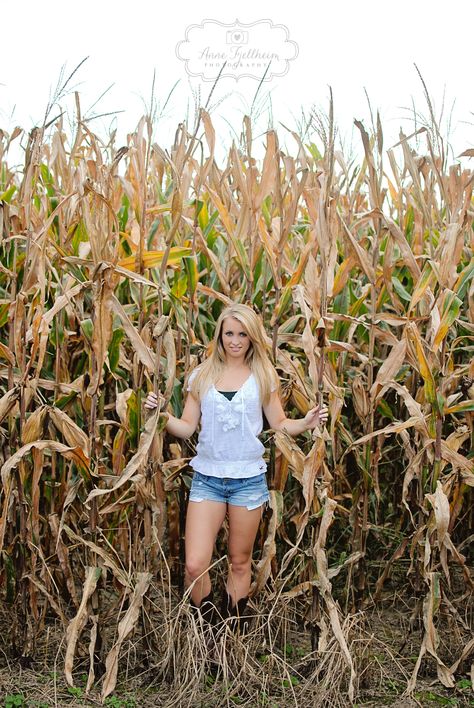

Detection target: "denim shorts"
[189, 472, 269, 510]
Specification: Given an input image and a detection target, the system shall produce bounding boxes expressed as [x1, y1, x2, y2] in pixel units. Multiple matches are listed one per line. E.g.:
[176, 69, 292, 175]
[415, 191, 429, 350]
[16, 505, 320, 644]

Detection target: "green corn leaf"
[183, 255, 199, 297]
[0, 185, 16, 203]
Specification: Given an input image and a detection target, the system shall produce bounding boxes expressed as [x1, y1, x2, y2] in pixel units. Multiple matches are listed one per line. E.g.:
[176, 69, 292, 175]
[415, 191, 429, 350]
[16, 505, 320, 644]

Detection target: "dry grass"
[1, 591, 472, 706]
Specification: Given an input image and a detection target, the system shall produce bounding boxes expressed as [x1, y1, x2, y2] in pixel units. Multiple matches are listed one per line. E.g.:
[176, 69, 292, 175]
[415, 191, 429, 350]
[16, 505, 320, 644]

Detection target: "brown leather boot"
[190, 590, 216, 627]
[190, 591, 221, 675]
[221, 591, 250, 633]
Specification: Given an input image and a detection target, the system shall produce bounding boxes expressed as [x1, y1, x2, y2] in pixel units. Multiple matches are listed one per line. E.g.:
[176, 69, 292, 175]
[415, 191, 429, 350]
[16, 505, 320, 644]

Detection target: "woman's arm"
[144, 391, 201, 439]
[263, 391, 328, 437]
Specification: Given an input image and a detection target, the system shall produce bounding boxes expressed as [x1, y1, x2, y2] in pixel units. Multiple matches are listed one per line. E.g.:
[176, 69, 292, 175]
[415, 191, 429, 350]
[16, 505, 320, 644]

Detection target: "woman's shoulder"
[186, 365, 202, 390]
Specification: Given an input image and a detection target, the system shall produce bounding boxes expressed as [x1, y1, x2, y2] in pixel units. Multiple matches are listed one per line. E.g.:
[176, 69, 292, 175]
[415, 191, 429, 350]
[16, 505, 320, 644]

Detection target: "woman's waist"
[190, 456, 267, 477]
[193, 446, 265, 462]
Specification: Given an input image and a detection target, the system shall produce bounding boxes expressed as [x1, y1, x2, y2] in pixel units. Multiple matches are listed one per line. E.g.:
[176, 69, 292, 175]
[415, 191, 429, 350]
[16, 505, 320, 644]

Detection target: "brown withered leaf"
[49, 406, 90, 456]
[0, 386, 20, 425]
[87, 264, 117, 396]
[111, 295, 155, 372]
[436, 224, 464, 288]
[162, 328, 176, 402]
[406, 573, 455, 692]
[300, 436, 326, 521]
[85, 409, 161, 503]
[382, 213, 422, 280]
[338, 215, 375, 283]
[64, 566, 101, 687]
[1, 440, 90, 488]
[251, 490, 283, 594]
[115, 388, 134, 427]
[274, 431, 305, 481]
[352, 375, 369, 422]
[24, 573, 68, 625]
[85, 615, 99, 695]
[313, 497, 356, 702]
[426, 482, 451, 585]
[255, 130, 277, 209]
[62, 525, 129, 587]
[370, 338, 407, 402]
[347, 417, 425, 450]
[101, 572, 152, 700]
[49, 514, 79, 607]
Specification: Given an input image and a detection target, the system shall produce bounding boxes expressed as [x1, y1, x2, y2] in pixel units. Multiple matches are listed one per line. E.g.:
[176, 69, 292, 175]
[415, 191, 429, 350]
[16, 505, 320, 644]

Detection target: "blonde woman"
[145, 303, 328, 627]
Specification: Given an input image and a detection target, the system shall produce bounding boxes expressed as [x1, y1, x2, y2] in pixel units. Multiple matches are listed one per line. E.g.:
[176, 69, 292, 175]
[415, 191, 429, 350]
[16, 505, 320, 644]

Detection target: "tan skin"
[145, 317, 328, 605]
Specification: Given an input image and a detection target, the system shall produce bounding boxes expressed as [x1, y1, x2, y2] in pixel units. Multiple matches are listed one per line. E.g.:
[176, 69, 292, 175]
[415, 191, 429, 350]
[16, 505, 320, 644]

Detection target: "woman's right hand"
[144, 391, 163, 410]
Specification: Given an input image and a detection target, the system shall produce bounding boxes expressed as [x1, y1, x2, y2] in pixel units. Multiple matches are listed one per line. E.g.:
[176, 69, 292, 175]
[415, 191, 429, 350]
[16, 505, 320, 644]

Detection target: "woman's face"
[220, 317, 251, 362]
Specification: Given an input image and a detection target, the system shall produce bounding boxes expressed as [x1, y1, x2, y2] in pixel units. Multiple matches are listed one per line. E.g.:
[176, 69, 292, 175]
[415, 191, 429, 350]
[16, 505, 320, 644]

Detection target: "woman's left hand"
[303, 404, 329, 430]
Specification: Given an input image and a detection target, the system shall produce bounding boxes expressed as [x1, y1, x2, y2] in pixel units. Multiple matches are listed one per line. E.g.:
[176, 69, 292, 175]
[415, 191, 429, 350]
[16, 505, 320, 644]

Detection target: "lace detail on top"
[215, 391, 242, 431]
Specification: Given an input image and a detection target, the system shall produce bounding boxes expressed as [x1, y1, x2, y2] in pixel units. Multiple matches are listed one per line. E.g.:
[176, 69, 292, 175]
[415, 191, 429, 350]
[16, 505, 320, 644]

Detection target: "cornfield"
[0, 88, 473, 707]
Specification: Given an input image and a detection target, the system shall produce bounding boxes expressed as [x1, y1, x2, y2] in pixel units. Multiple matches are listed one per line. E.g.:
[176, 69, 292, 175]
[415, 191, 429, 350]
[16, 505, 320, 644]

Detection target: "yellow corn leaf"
[444, 399, 474, 414]
[118, 247, 192, 272]
[0, 342, 15, 366]
[49, 514, 78, 607]
[406, 322, 438, 408]
[408, 260, 437, 313]
[162, 328, 176, 402]
[257, 215, 279, 284]
[436, 224, 463, 288]
[195, 227, 230, 295]
[197, 284, 233, 306]
[352, 376, 369, 422]
[383, 214, 421, 279]
[255, 130, 277, 209]
[332, 256, 355, 297]
[145, 203, 172, 215]
[25, 573, 68, 625]
[432, 289, 462, 352]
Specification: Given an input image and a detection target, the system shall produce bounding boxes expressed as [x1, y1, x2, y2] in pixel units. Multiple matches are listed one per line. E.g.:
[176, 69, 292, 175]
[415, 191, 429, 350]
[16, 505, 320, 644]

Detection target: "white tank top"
[187, 372, 268, 478]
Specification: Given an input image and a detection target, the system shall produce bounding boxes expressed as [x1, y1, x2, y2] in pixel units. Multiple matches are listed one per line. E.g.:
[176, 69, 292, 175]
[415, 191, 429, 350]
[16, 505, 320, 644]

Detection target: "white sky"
[2, 0, 473, 163]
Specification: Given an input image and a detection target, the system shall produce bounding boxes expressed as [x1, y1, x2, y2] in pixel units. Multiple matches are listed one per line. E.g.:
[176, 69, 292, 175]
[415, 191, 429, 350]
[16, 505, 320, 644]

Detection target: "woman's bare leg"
[226, 504, 262, 605]
[185, 500, 227, 604]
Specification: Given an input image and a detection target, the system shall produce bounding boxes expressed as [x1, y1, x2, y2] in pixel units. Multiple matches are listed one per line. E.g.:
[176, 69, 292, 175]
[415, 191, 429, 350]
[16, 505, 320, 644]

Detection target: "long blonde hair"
[189, 304, 279, 405]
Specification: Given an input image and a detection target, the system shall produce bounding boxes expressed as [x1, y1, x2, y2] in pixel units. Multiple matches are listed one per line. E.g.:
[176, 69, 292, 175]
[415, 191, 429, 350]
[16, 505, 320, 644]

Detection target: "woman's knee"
[229, 555, 251, 576]
[185, 556, 210, 581]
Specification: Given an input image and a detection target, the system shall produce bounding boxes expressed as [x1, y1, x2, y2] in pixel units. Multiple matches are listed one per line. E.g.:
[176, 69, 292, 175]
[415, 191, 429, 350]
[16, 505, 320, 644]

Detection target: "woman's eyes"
[224, 331, 247, 337]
